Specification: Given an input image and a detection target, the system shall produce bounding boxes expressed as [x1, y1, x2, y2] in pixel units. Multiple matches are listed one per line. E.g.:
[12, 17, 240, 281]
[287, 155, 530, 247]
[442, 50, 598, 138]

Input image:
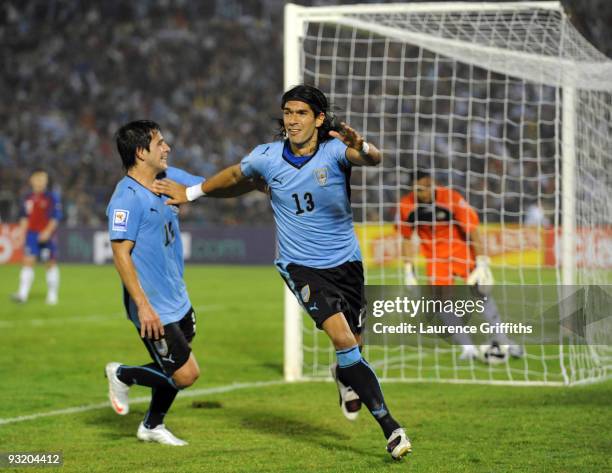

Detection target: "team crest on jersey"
[300, 284, 311, 303]
[112, 209, 129, 231]
[313, 167, 328, 186]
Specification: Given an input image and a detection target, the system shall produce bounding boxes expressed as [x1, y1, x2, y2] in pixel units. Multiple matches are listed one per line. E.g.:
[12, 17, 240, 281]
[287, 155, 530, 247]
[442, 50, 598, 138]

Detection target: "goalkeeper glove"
[466, 255, 494, 294]
[404, 262, 418, 286]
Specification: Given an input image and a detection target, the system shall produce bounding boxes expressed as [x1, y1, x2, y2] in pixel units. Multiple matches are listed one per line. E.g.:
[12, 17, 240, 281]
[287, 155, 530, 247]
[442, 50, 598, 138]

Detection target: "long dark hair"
[276, 85, 340, 143]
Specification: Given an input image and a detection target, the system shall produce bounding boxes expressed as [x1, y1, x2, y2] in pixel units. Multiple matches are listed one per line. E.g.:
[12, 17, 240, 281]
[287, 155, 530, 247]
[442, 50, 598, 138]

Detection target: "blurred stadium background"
[0, 0, 611, 230]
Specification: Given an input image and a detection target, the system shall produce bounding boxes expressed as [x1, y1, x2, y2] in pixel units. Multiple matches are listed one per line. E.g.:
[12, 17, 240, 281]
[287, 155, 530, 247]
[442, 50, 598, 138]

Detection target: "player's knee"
[23, 258, 35, 268]
[190, 365, 200, 384]
[173, 365, 199, 388]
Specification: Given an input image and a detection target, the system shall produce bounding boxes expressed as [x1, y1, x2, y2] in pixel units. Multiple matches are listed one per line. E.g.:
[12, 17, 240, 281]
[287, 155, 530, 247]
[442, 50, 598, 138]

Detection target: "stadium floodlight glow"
[284, 2, 612, 385]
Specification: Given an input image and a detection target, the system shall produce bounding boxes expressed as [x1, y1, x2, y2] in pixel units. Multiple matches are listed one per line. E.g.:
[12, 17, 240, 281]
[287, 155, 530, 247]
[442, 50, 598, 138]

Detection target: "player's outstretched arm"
[153, 164, 259, 204]
[111, 240, 164, 340]
[329, 122, 382, 166]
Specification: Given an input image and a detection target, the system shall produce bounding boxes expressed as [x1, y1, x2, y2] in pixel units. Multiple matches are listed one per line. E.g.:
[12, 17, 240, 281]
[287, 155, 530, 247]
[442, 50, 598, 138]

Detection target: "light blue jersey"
[106, 167, 203, 326]
[163, 167, 204, 276]
[241, 138, 361, 269]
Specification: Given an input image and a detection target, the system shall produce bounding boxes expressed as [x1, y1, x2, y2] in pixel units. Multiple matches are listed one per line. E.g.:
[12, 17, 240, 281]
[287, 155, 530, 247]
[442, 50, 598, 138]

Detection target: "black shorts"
[281, 261, 367, 334]
[140, 308, 196, 376]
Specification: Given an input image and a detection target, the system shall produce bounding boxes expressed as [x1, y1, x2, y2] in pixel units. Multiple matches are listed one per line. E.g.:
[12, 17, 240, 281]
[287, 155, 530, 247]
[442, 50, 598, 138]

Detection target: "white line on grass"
[0, 380, 286, 426]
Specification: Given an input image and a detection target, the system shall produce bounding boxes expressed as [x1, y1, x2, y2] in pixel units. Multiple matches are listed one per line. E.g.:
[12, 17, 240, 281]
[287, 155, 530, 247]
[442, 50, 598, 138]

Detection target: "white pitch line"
[0, 304, 222, 328]
[0, 380, 286, 426]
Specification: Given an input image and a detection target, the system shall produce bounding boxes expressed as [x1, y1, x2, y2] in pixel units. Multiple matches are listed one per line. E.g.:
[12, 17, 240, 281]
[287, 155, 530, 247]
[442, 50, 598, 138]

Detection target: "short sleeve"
[108, 191, 144, 242]
[327, 138, 350, 169]
[241, 144, 270, 180]
[165, 167, 205, 187]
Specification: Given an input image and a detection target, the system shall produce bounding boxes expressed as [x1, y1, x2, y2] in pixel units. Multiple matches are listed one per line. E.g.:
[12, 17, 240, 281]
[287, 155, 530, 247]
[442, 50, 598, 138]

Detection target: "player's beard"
[289, 128, 318, 153]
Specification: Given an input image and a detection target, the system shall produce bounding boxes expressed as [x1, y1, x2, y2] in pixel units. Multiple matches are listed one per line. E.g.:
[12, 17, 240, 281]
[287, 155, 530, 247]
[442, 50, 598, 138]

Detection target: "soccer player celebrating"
[12, 170, 62, 305]
[153, 85, 411, 460]
[397, 169, 523, 361]
[105, 120, 212, 446]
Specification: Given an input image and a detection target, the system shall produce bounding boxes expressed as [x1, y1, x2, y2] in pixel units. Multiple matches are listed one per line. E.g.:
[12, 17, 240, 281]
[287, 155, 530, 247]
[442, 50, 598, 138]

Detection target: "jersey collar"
[281, 140, 319, 169]
[126, 174, 162, 198]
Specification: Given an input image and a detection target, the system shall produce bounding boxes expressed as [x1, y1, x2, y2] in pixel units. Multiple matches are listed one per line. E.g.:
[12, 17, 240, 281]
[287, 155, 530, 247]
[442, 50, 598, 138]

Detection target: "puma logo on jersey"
[162, 354, 175, 364]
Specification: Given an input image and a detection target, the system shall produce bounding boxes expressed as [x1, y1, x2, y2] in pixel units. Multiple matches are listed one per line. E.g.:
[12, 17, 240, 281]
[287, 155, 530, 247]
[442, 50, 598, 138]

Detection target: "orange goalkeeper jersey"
[397, 186, 479, 262]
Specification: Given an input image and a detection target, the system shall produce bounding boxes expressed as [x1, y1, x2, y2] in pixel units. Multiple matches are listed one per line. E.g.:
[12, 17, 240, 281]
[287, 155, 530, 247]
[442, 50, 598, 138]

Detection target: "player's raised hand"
[152, 179, 189, 205]
[329, 122, 364, 151]
[330, 122, 381, 166]
[137, 301, 165, 340]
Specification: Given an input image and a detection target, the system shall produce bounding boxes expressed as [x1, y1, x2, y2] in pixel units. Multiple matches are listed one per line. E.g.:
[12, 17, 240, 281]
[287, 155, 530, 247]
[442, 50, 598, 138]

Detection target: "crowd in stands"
[1, 0, 608, 227]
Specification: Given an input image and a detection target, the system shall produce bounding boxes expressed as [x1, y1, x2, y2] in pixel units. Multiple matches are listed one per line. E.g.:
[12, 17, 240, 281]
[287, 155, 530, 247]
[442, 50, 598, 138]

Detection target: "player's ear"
[135, 147, 145, 161]
[315, 111, 325, 128]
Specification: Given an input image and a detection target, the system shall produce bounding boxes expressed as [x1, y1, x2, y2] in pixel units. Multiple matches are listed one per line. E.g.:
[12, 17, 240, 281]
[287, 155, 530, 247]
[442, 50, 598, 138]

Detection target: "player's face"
[415, 177, 434, 203]
[30, 172, 48, 193]
[140, 130, 171, 172]
[283, 101, 325, 149]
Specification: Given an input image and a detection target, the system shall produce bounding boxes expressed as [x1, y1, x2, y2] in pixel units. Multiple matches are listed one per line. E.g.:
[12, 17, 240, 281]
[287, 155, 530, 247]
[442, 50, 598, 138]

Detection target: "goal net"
[283, 2, 612, 385]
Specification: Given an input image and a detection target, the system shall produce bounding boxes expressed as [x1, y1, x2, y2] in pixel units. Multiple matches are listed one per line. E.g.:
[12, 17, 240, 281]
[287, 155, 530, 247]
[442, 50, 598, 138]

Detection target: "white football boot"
[330, 363, 362, 421]
[105, 362, 130, 415]
[11, 294, 26, 303]
[386, 428, 412, 460]
[137, 423, 188, 446]
[46, 293, 58, 305]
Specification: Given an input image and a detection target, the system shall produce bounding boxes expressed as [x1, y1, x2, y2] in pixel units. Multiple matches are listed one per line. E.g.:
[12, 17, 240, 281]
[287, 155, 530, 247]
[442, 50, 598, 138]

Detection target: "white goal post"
[283, 2, 612, 385]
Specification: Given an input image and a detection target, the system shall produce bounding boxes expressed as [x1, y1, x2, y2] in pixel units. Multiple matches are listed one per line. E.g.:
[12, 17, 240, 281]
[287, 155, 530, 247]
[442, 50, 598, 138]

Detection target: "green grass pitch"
[0, 264, 610, 472]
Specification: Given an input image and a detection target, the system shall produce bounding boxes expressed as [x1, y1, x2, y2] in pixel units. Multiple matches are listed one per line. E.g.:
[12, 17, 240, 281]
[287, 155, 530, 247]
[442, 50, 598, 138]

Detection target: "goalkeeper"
[397, 169, 522, 361]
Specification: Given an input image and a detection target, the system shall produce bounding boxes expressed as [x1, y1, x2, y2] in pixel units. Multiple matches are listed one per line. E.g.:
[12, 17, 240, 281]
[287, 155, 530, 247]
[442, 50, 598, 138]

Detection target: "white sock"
[18, 267, 35, 300]
[46, 265, 60, 301]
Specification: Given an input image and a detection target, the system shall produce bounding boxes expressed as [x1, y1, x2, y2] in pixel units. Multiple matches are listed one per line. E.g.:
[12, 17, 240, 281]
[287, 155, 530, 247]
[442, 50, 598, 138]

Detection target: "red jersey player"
[12, 170, 62, 304]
